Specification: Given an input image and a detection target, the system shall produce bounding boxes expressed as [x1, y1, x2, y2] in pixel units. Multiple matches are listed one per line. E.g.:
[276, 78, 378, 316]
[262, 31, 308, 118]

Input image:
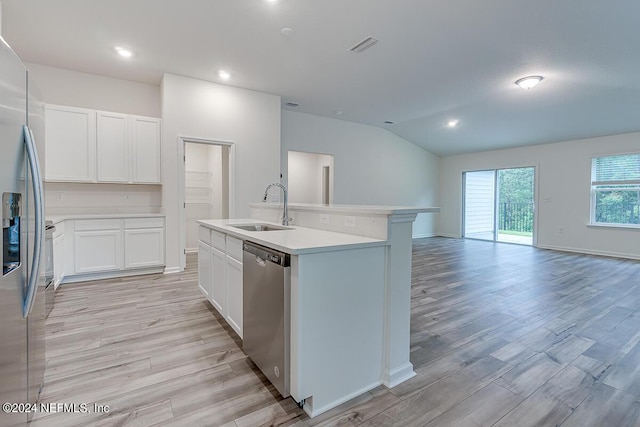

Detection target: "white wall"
[162, 73, 281, 271]
[288, 151, 334, 204]
[439, 131, 640, 259]
[281, 111, 439, 237]
[25, 63, 160, 117]
[45, 182, 161, 215]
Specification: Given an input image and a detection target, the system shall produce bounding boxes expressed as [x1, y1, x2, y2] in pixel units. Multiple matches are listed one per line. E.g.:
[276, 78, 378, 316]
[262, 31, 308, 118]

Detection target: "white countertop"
[47, 213, 165, 225]
[198, 218, 387, 255]
[250, 202, 441, 216]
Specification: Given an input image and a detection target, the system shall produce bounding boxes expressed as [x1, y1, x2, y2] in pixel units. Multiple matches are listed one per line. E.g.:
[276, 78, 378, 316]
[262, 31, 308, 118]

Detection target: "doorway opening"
[463, 167, 535, 245]
[178, 137, 234, 270]
[287, 151, 334, 204]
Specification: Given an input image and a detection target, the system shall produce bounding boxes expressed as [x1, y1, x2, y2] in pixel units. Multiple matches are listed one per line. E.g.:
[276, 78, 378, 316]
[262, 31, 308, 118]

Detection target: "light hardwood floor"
[32, 238, 640, 426]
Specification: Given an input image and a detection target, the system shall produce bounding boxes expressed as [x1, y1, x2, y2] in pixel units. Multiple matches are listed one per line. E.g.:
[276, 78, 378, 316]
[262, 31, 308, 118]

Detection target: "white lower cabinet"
[197, 226, 243, 338]
[75, 229, 123, 273]
[122, 218, 166, 272]
[225, 255, 243, 338]
[60, 217, 165, 279]
[53, 225, 66, 289]
[210, 247, 227, 314]
[198, 241, 212, 299]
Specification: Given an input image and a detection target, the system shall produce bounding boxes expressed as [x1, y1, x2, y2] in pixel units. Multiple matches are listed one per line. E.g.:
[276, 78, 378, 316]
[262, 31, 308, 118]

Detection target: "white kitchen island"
[198, 203, 439, 417]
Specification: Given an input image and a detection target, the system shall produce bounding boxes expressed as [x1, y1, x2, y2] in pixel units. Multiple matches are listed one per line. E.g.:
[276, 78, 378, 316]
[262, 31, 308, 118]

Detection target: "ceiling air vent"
[350, 36, 379, 53]
[285, 102, 300, 107]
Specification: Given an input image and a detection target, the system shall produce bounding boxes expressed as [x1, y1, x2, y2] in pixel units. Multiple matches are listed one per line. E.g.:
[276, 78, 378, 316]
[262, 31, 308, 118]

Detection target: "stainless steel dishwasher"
[243, 241, 291, 397]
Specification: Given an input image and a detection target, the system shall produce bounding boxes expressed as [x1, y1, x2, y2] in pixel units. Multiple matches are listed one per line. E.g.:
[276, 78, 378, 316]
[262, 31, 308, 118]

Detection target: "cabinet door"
[131, 116, 161, 183]
[74, 230, 123, 274]
[226, 255, 243, 338]
[198, 241, 212, 299]
[97, 111, 130, 183]
[45, 105, 96, 182]
[210, 247, 227, 315]
[124, 228, 165, 269]
[53, 235, 65, 288]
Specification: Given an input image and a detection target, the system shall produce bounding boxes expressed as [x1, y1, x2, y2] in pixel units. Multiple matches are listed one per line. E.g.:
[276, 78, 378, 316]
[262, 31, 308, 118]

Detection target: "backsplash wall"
[45, 182, 163, 215]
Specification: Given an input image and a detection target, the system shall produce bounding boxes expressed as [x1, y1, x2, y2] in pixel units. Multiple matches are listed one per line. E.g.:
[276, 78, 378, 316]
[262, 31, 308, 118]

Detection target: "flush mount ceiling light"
[515, 75, 543, 90]
[114, 47, 132, 58]
[447, 119, 459, 128]
[218, 70, 231, 80]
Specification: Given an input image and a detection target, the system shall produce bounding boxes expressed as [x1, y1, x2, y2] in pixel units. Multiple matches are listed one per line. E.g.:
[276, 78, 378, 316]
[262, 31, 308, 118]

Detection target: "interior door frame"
[177, 136, 236, 271]
[462, 165, 539, 246]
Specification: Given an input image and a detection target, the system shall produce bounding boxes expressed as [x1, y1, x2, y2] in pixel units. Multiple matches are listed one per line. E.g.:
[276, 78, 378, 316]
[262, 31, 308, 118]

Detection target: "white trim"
[303, 380, 382, 418]
[383, 362, 417, 388]
[412, 232, 437, 239]
[60, 267, 165, 284]
[177, 136, 236, 271]
[163, 266, 182, 274]
[537, 244, 640, 261]
[587, 223, 640, 230]
[437, 232, 461, 238]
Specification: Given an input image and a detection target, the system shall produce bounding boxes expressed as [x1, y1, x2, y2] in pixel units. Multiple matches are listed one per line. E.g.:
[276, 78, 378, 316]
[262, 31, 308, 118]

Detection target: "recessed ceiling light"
[515, 75, 543, 90]
[384, 120, 395, 125]
[218, 70, 231, 80]
[285, 102, 300, 107]
[447, 119, 459, 128]
[114, 47, 132, 58]
[334, 110, 343, 116]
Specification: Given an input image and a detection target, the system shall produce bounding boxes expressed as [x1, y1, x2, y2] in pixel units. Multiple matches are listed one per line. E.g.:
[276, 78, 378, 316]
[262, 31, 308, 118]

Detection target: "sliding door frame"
[462, 165, 539, 246]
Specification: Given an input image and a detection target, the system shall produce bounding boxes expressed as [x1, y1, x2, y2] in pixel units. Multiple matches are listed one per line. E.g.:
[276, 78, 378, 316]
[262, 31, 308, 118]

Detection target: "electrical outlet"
[344, 216, 357, 228]
[558, 227, 564, 234]
[56, 193, 63, 201]
[124, 193, 130, 200]
[320, 214, 330, 225]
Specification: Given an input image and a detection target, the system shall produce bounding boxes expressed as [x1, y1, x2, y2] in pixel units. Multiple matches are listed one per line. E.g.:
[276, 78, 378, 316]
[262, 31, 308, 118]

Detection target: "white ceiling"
[3, 0, 640, 156]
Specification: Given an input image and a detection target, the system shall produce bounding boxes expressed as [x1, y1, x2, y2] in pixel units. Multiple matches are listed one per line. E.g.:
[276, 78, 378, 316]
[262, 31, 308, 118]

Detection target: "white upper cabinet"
[97, 111, 129, 183]
[131, 116, 162, 183]
[45, 105, 96, 182]
[45, 104, 162, 184]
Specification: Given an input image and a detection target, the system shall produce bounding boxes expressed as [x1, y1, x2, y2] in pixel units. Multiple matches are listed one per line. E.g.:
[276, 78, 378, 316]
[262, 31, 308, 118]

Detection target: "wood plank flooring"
[32, 238, 640, 426]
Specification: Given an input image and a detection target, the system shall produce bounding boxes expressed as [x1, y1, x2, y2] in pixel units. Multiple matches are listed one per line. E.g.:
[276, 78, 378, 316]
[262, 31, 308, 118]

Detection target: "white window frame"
[590, 153, 640, 228]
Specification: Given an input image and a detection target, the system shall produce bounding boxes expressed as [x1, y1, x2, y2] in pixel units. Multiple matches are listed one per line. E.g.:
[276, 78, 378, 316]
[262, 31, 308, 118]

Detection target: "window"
[591, 154, 640, 226]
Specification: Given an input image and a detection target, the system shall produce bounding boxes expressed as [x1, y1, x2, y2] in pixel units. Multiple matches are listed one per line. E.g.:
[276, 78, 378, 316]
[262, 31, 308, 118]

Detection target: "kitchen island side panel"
[290, 246, 386, 418]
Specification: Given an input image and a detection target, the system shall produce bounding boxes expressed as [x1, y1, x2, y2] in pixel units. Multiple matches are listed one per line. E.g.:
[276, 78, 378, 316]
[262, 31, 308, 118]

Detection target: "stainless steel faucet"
[263, 183, 292, 226]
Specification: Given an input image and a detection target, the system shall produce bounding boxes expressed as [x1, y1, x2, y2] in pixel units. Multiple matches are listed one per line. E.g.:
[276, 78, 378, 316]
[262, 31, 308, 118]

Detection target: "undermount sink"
[231, 223, 292, 232]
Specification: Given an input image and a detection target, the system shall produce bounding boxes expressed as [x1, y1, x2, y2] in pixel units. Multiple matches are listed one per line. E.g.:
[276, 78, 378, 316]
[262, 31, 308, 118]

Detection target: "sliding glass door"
[463, 167, 535, 245]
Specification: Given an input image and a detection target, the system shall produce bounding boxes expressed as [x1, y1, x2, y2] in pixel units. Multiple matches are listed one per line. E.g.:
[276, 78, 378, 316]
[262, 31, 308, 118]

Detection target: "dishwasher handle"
[243, 242, 290, 267]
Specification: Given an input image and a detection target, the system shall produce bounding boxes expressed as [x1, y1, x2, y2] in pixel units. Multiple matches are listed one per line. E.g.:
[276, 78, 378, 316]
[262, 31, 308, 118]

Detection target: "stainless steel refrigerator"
[0, 36, 46, 427]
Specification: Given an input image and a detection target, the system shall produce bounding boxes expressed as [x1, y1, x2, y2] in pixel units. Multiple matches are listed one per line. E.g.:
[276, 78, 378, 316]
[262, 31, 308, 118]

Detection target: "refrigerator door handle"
[23, 125, 44, 318]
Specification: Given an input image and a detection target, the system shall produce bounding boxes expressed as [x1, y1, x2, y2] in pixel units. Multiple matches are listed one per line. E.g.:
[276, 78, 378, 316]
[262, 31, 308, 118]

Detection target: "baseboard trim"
[163, 266, 182, 274]
[436, 233, 461, 238]
[412, 232, 436, 239]
[536, 244, 640, 261]
[383, 362, 417, 388]
[303, 380, 382, 418]
[61, 267, 165, 284]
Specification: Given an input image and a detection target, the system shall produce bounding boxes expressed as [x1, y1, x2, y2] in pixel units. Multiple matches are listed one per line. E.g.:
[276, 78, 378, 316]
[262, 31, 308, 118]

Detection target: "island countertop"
[197, 218, 387, 255]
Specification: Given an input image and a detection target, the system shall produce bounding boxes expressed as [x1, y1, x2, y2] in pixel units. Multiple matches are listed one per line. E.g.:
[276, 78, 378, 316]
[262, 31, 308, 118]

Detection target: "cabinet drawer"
[198, 226, 211, 245]
[74, 219, 121, 231]
[226, 236, 243, 261]
[211, 230, 226, 251]
[125, 217, 165, 229]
